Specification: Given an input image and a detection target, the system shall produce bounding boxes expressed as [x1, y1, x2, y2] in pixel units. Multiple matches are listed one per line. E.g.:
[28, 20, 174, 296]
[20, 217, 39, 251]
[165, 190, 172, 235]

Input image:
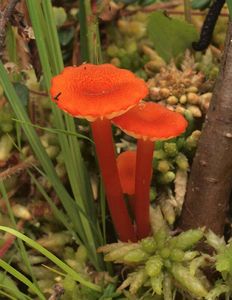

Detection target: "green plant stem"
[79, 0, 102, 64]
[227, 0, 232, 19]
[183, 0, 192, 23]
[91, 119, 136, 242]
[135, 139, 154, 240]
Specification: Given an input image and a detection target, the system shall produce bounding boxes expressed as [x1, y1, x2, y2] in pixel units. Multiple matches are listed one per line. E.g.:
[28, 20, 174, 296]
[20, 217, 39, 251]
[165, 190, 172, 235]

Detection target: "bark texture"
[179, 21, 232, 235]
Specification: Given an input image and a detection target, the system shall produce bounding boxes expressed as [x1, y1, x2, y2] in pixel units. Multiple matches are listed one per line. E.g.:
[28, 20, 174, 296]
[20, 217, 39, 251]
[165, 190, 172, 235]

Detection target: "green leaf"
[216, 243, 232, 274]
[53, 7, 67, 27]
[58, 28, 75, 47]
[12, 83, 29, 107]
[191, 0, 212, 10]
[147, 12, 198, 62]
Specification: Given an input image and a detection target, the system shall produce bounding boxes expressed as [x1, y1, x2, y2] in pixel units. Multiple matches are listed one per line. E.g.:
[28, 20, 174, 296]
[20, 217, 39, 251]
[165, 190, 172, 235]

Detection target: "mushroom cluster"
[50, 63, 187, 241]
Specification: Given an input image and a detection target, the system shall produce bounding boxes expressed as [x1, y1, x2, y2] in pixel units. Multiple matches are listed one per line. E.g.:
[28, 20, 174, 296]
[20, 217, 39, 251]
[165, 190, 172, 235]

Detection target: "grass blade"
[0, 259, 46, 300]
[0, 226, 102, 292]
[0, 60, 81, 234]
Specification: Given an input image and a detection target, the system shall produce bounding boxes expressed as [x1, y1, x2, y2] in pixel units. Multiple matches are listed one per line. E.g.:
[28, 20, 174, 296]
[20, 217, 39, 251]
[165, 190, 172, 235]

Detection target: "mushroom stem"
[91, 118, 137, 242]
[135, 139, 154, 239]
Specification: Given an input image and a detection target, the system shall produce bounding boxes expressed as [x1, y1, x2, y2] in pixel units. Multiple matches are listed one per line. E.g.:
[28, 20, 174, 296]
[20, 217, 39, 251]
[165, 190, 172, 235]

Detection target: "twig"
[0, 0, 20, 58]
[166, 10, 229, 17]
[28, 88, 48, 97]
[0, 156, 36, 181]
[120, 1, 181, 16]
[184, 0, 192, 23]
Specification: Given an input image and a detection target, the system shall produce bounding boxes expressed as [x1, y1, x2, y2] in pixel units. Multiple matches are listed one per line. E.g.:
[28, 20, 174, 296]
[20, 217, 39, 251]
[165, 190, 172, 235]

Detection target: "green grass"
[25, 0, 104, 269]
[0, 226, 102, 292]
[0, 0, 106, 271]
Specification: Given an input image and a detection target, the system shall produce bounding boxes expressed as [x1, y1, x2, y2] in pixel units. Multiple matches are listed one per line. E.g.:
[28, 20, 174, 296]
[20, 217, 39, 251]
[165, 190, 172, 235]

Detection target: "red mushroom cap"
[50, 64, 148, 121]
[117, 151, 136, 195]
[112, 102, 188, 141]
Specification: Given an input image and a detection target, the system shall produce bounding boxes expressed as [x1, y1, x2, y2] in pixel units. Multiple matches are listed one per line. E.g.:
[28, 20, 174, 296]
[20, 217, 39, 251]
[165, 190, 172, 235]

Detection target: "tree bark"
[179, 21, 232, 235]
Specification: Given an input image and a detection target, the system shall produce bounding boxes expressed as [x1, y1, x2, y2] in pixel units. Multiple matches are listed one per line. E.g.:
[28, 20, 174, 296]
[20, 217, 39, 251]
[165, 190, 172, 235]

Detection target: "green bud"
[125, 40, 137, 53]
[150, 207, 167, 236]
[145, 255, 163, 277]
[154, 228, 168, 249]
[56, 152, 64, 164]
[149, 186, 157, 202]
[159, 247, 170, 259]
[75, 245, 87, 264]
[123, 248, 149, 263]
[171, 263, 208, 297]
[175, 153, 189, 171]
[183, 251, 199, 261]
[175, 229, 204, 250]
[40, 133, 58, 148]
[117, 48, 127, 58]
[169, 248, 185, 262]
[106, 44, 119, 57]
[153, 149, 166, 160]
[0, 134, 14, 161]
[176, 137, 185, 150]
[104, 244, 140, 262]
[0, 111, 13, 122]
[37, 232, 72, 251]
[150, 273, 164, 295]
[163, 259, 172, 269]
[205, 230, 225, 251]
[164, 142, 178, 157]
[55, 163, 66, 178]
[158, 171, 175, 184]
[184, 131, 201, 151]
[1, 122, 14, 133]
[160, 201, 175, 225]
[45, 145, 60, 159]
[157, 160, 170, 173]
[120, 55, 131, 69]
[141, 237, 157, 254]
[129, 269, 148, 294]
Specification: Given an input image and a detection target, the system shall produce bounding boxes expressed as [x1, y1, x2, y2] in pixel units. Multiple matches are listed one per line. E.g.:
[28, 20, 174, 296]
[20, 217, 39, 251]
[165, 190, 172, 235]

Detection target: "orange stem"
[91, 118, 137, 242]
[135, 139, 154, 239]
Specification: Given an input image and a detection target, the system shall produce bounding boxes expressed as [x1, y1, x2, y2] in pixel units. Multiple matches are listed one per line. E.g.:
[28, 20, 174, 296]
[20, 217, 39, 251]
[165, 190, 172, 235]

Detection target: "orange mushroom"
[112, 102, 188, 239]
[117, 150, 136, 215]
[50, 63, 148, 242]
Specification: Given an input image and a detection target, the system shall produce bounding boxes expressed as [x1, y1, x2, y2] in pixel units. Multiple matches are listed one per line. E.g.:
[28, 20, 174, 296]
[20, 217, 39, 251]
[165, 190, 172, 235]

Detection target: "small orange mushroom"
[117, 150, 137, 216]
[112, 102, 188, 239]
[117, 150, 136, 196]
[50, 63, 148, 242]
